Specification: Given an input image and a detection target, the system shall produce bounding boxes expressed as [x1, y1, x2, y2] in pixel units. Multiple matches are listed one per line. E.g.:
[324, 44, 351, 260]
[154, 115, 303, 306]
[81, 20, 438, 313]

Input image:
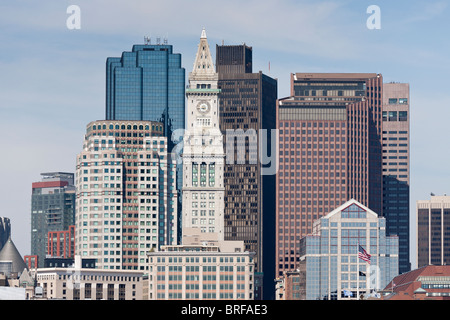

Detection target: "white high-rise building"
[147, 30, 255, 300]
[181, 28, 225, 242]
[75, 120, 177, 271]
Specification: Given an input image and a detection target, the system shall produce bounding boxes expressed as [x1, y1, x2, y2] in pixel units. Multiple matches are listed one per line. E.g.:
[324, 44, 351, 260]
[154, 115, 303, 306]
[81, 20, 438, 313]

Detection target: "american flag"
[358, 245, 371, 264]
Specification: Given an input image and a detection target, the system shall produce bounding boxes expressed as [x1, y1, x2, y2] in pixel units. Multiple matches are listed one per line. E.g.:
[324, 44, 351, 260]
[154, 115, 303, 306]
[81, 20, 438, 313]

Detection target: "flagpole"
[357, 243, 360, 300]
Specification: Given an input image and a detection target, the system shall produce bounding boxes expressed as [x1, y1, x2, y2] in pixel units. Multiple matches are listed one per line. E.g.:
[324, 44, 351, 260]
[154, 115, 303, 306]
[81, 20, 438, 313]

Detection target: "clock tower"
[182, 29, 225, 242]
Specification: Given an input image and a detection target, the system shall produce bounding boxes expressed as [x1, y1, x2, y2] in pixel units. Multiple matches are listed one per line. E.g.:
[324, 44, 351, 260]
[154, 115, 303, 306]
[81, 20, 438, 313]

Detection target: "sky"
[1, 0, 449, 270]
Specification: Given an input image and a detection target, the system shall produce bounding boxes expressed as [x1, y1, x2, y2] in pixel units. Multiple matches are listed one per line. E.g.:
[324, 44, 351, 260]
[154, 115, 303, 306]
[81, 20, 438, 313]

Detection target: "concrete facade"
[34, 265, 143, 300]
[147, 240, 255, 300]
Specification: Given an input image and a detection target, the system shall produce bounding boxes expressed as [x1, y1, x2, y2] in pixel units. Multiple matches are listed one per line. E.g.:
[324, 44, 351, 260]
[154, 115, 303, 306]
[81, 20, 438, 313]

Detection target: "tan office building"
[147, 237, 255, 300]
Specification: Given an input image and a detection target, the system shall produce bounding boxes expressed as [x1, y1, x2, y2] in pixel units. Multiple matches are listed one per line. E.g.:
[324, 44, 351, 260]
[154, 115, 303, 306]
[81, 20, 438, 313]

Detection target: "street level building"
[34, 257, 143, 300]
[147, 239, 255, 300]
[382, 265, 450, 300]
[275, 270, 303, 300]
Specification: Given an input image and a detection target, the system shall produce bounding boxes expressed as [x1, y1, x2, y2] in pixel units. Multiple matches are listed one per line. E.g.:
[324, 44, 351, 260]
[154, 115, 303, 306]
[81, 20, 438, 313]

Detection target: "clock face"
[197, 102, 210, 114]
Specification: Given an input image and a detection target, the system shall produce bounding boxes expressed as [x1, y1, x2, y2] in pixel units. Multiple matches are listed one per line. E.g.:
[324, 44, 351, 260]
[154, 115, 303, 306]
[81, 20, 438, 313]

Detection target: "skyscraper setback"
[215, 43, 277, 299]
[276, 73, 383, 277]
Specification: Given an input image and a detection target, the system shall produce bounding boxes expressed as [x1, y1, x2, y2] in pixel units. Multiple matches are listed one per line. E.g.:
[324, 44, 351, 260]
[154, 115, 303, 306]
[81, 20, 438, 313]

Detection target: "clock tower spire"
[182, 29, 225, 242]
[191, 28, 215, 77]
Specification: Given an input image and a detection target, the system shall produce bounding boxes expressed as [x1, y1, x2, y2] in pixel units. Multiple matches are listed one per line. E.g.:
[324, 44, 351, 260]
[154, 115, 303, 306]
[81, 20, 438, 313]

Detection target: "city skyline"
[1, 0, 450, 271]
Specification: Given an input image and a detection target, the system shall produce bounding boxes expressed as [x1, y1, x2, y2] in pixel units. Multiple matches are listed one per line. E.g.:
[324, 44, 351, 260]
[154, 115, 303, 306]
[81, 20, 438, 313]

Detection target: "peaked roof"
[0, 237, 28, 274]
[191, 28, 216, 76]
[385, 265, 450, 291]
[322, 198, 379, 220]
[19, 268, 34, 285]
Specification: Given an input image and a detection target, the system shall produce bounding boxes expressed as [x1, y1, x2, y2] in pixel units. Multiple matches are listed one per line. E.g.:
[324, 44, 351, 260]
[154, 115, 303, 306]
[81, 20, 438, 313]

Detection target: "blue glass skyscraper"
[105, 42, 185, 243]
[106, 43, 185, 151]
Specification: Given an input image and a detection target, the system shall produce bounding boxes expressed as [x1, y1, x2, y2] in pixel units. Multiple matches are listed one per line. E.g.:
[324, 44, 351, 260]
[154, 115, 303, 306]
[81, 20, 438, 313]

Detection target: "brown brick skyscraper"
[276, 73, 383, 277]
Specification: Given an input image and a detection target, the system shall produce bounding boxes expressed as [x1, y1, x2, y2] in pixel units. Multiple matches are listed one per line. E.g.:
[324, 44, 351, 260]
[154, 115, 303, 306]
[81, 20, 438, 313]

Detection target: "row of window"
[90, 123, 163, 132]
[192, 163, 215, 187]
[382, 111, 407, 121]
[388, 98, 408, 104]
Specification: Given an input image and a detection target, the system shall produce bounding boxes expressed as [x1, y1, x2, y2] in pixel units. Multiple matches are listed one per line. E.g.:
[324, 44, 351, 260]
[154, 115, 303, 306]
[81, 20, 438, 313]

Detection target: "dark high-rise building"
[0, 217, 10, 251]
[216, 44, 252, 74]
[382, 83, 410, 274]
[276, 73, 383, 277]
[31, 172, 76, 267]
[105, 42, 185, 242]
[216, 44, 278, 300]
[417, 195, 450, 268]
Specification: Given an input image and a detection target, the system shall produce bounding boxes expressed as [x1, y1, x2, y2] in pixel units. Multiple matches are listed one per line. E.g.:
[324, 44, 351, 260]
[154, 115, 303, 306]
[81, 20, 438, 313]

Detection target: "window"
[196, 118, 211, 127]
[388, 98, 398, 104]
[389, 111, 397, 121]
[209, 163, 215, 187]
[341, 204, 367, 219]
[399, 111, 407, 121]
[192, 163, 198, 187]
[200, 163, 207, 187]
[399, 98, 408, 104]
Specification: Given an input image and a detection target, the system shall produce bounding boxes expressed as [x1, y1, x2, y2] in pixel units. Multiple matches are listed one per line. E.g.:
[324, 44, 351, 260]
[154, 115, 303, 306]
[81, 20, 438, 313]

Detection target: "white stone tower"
[182, 29, 225, 242]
